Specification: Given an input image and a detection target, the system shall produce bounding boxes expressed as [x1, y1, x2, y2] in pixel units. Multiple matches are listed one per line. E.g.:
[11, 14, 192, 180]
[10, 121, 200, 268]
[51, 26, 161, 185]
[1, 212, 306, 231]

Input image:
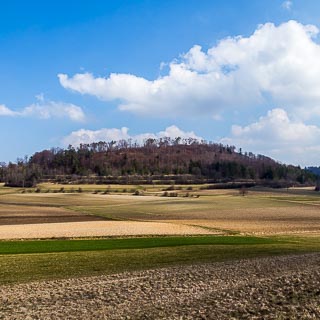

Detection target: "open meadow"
[0, 183, 319, 318]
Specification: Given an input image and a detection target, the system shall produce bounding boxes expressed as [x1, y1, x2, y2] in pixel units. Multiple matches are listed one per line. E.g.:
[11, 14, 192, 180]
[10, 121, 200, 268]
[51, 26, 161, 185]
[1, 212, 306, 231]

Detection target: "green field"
[0, 235, 320, 285]
[0, 236, 277, 255]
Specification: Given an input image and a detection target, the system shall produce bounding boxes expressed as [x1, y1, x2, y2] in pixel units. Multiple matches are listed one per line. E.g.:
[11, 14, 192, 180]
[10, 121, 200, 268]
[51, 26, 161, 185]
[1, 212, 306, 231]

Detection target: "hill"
[0, 138, 316, 187]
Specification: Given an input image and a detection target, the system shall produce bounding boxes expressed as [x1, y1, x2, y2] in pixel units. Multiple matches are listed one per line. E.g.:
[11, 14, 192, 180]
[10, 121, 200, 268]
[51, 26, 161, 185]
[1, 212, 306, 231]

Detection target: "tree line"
[0, 138, 316, 187]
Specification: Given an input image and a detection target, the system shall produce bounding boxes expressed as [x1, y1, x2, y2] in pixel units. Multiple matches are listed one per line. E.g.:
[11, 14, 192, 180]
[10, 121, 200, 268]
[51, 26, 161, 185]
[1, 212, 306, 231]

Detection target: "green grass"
[0, 235, 319, 285]
[0, 236, 277, 255]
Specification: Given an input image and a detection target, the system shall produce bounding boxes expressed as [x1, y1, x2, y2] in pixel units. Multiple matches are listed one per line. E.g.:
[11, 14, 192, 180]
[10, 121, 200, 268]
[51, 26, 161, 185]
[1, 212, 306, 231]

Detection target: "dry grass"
[0, 185, 320, 238]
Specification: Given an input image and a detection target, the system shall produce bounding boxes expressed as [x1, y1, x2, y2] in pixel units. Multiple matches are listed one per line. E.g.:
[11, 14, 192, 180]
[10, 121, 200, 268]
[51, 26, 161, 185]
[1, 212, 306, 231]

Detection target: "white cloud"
[62, 125, 202, 147]
[0, 98, 85, 122]
[59, 20, 320, 119]
[221, 108, 320, 166]
[282, 1, 292, 10]
[0, 104, 18, 116]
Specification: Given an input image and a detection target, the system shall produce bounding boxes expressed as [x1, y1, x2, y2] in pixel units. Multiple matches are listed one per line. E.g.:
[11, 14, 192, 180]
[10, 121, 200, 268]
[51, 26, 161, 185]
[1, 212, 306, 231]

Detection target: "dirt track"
[0, 253, 319, 319]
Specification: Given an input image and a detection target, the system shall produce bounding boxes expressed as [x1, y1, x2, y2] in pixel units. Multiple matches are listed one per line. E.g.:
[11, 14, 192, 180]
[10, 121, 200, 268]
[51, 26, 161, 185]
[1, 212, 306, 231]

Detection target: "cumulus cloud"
[59, 20, 320, 119]
[221, 108, 320, 166]
[0, 98, 85, 122]
[0, 104, 18, 116]
[282, 1, 293, 10]
[62, 125, 202, 147]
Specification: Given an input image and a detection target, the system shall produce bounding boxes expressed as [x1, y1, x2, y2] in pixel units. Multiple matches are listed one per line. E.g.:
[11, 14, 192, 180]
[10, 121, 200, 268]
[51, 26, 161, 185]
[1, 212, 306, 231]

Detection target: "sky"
[1, 0, 320, 166]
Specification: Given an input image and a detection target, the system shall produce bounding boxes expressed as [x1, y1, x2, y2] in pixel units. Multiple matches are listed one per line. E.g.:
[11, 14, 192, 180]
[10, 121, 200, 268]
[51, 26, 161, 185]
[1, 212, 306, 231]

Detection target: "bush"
[133, 190, 144, 196]
[239, 186, 248, 196]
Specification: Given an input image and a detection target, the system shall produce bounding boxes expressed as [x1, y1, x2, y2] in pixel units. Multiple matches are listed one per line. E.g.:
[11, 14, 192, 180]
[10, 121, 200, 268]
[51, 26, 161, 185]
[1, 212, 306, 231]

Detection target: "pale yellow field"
[0, 184, 320, 238]
[0, 221, 218, 239]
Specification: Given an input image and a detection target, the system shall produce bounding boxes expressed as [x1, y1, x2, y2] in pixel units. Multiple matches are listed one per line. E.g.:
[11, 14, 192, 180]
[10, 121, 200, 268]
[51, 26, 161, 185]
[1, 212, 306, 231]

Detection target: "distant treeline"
[307, 166, 320, 176]
[0, 137, 317, 187]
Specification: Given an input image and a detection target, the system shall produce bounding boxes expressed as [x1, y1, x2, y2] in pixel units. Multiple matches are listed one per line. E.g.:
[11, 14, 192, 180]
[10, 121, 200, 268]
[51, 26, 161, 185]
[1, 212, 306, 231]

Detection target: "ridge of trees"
[0, 137, 316, 187]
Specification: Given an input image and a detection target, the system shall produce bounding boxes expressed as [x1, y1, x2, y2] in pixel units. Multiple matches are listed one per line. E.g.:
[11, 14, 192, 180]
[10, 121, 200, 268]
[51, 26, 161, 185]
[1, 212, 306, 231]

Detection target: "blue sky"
[1, 0, 320, 166]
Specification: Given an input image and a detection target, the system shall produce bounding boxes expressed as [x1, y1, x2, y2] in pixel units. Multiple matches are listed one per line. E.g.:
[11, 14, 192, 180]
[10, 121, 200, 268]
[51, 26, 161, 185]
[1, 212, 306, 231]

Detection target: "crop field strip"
[0, 235, 319, 285]
[0, 221, 219, 239]
[0, 236, 278, 255]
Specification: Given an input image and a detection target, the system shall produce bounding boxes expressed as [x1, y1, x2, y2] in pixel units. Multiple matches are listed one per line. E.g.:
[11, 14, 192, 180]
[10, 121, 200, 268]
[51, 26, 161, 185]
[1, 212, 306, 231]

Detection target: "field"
[1, 183, 320, 237]
[0, 183, 319, 318]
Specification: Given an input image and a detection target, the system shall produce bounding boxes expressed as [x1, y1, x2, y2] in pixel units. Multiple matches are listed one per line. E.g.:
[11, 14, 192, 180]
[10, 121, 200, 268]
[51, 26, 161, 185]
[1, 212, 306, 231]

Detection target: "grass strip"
[0, 241, 319, 285]
[0, 236, 319, 285]
[0, 236, 277, 255]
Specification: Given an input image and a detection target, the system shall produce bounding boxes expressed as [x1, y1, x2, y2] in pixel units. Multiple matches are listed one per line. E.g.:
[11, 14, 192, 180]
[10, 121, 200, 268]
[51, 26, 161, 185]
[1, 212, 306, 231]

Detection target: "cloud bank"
[221, 109, 320, 166]
[63, 125, 202, 147]
[0, 98, 85, 122]
[59, 20, 320, 119]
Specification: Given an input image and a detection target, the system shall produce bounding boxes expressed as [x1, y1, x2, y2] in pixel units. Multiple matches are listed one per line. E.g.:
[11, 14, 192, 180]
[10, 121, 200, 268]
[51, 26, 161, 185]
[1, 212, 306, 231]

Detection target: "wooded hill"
[0, 138, 316, 187]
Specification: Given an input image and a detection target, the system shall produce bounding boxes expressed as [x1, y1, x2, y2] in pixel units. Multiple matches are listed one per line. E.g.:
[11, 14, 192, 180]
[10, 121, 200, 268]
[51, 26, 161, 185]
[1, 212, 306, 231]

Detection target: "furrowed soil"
[0, 253, 319, 319]
[0, 204, 105, 225]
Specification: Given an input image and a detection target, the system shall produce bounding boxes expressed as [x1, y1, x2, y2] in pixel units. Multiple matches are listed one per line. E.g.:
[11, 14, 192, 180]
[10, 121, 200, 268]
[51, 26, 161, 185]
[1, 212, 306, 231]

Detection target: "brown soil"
[0, 204, 105, 225]
[0, 221, 218, 239]
[0, 253, 319, 319]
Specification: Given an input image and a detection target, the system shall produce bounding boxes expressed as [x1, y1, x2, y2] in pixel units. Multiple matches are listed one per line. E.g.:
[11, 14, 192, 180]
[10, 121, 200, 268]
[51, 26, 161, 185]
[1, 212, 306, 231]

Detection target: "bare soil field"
[0, 204, 105, 225]
[0, 253, 319, 319]
[0, 221, 218, 239]
[164, 205, 320, 235]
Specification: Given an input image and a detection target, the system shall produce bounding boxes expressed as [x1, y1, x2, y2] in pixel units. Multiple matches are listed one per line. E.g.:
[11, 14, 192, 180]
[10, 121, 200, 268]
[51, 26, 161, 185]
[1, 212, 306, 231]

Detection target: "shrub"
[133, 189, 144, 196]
